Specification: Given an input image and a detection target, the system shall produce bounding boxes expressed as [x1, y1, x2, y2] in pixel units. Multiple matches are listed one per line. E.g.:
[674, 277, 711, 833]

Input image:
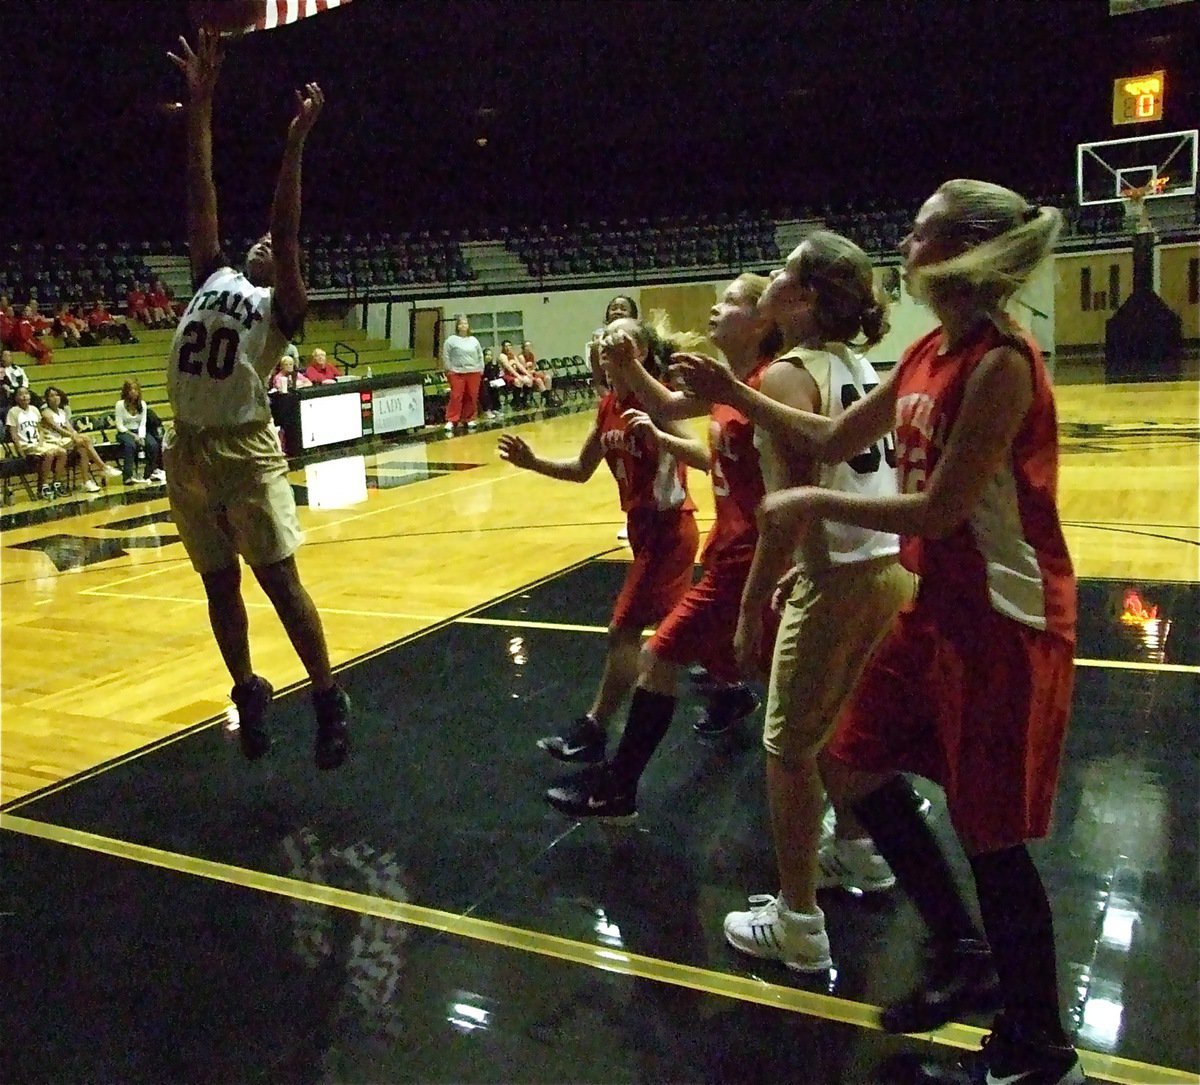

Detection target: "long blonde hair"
[621, 310, 706, 377]
[794, 231, 889, 348]
[909, 179, 1062, 307]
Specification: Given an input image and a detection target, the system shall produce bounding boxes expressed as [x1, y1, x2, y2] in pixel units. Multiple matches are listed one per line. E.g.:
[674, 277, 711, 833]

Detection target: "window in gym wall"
[497, 311, 524, 350]
[1080, 266, 1092, 312]
[461, 310, 523, 353]
[467, 311, 496, 352]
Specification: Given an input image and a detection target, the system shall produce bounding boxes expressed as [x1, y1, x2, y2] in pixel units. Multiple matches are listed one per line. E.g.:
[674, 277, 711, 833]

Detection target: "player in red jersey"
[752, 181, 1081, 1084]
[498, 316, 708, 764]
[545, 273, 805, 823]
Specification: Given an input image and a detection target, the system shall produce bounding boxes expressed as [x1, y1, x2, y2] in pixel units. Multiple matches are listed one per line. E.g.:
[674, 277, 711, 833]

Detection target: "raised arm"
[270, 82, 324, 337]
[621, 409, 711, 473]
[168, 31, 224, 287]
[497, 416, 605, 484]
[760, 345, 1033, 541]
[603, 333, 707, 421]
[672, 351, 900, 464]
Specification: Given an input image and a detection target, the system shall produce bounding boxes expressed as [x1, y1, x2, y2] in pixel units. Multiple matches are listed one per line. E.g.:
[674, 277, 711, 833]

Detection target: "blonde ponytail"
[909, 179, 1062, 307]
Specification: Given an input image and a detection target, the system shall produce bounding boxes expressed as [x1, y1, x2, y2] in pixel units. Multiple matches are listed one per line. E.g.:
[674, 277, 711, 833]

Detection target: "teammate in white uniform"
[673, 232, 914, 971]
[166, 30, 349, 769]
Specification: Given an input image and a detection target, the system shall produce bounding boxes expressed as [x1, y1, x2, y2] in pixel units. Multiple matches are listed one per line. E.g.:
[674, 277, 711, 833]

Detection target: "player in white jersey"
[165, 30, 349, 769]
[673, 232, 914, 972]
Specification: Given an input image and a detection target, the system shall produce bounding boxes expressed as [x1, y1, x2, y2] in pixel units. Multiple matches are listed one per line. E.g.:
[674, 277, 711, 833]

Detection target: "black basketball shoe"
[313, 685, 351, 770]
[231, 675, 274, 760]
[537, 715, 607, 763]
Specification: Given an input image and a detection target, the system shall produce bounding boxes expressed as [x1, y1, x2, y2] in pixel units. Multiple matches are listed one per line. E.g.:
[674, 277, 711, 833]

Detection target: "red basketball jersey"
[701, 358, 771, 562]
[892, 320, 1076, 642]
[596, 391, 695, 514]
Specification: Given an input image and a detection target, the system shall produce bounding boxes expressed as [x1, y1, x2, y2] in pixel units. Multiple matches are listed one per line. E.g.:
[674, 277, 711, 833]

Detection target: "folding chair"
[1, 438, 39, 505]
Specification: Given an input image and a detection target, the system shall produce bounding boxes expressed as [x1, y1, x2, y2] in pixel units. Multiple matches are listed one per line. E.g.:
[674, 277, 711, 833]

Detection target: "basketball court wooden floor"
[1, 380, 1197, 1084]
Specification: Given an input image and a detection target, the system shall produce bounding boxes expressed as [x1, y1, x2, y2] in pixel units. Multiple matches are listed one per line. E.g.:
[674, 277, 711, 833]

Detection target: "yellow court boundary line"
[2, 815, 1194, 1085]
[1075, 658, 1200, 674]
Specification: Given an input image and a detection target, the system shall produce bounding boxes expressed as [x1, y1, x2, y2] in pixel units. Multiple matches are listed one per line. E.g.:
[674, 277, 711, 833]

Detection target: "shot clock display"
[1113, 70, 1165, 126]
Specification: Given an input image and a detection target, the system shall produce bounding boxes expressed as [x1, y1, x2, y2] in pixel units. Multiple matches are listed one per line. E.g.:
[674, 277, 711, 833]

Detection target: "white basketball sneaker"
[816, 837, 897, 893]
[723, 895, 831, 972]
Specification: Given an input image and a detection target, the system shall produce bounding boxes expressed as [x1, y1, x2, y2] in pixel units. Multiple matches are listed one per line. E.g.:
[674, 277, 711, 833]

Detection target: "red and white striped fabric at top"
[254, 0, 353, 32]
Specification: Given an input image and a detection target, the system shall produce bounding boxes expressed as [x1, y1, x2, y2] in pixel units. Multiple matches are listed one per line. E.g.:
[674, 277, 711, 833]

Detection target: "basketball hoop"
[1120, 182, 1157, 234]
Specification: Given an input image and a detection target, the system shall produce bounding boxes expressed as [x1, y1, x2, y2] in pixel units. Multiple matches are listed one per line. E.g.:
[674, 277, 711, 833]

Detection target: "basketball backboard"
[1076, 129, 1197, 205]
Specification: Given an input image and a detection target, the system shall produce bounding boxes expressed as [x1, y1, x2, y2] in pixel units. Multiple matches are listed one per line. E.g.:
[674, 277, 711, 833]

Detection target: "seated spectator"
[521, 340, 553, 397]
[0, 304, 13, 352]
[25, 302, 53, 336]
[147, 279, 182, 321]
[480, 347, 502, 418]
[114, 378, 164, 484]
[52, 303, 86, 348]
[304, 347, 341, 384]
[126, 282, 152, 327]
[87, 298, 135, 344]
[498, 340, 533, 407]
[0, 350, 37, 410]
[6, 386, 67, 500]
[269, 353, 312, 393]
[11, 305, 54, 366]
[39, 385, 121, 492]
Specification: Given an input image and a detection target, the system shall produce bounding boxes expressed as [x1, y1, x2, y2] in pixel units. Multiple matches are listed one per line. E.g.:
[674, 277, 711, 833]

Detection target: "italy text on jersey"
[176, 289, 266, 381]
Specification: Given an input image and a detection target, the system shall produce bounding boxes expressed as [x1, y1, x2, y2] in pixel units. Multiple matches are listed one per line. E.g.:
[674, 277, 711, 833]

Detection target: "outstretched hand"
[621, 408, 658, 443]
[668, 352, 737, 404]
[498, 433, 535, 470]
[288, 82, 325, 143]
[599, 330, 639, 372]
[168, 29, 224, 100]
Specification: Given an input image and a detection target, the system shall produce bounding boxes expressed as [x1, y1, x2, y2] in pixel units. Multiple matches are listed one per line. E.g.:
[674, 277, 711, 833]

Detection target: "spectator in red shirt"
[12, 305, 54, 366]
[147, 279, 181, 322]
[126, 282, 151, 326]
[25, 302, 53, 335]
[52, 303, 85, 347]
[0, 303, 15, 350]
[86, 299, 135, 343]
[304, 347, 341, 384]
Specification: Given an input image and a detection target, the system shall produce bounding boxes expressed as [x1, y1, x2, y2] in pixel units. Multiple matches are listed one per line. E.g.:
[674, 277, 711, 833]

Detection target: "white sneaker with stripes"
[723, 895, 831, 972]
[816, 837, 896, 893]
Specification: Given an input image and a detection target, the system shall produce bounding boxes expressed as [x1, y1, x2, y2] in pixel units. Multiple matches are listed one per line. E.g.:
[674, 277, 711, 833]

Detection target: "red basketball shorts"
[826, 598, 1075, 853]
[610, 508, 699, 631]
[647, 549, 779, 683]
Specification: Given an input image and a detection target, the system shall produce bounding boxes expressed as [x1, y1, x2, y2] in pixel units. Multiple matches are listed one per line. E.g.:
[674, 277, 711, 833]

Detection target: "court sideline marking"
[2, 813, 1193, 1085]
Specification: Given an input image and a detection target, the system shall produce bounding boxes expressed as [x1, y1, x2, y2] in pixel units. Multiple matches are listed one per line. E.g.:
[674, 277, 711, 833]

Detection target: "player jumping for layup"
[165, 30, 350, 769]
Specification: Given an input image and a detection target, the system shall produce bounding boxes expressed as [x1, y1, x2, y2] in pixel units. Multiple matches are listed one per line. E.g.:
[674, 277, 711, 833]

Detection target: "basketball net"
[1120, 178, 1167, 236]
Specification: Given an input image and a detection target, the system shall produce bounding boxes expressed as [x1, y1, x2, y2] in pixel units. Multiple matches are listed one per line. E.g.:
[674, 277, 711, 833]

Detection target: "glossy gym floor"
[1, 378, 1197, 1083]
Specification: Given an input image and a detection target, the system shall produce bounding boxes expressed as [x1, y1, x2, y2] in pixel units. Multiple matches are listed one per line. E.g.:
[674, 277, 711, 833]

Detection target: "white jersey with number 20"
[167, 266, 287, 428]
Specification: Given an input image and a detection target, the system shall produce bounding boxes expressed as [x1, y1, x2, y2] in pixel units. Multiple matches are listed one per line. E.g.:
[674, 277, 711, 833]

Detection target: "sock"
[971, 845, 1069, 1044]
[606, 687, 676, 790]
[852, 776, 980, 944]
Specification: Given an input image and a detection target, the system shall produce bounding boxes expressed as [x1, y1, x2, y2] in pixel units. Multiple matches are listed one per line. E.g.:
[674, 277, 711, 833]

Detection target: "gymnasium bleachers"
[505, 210, 782, 278]
[0, 321, 426, 504]
[302, 230, 476, 290]
[34, 320, 422, 427]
